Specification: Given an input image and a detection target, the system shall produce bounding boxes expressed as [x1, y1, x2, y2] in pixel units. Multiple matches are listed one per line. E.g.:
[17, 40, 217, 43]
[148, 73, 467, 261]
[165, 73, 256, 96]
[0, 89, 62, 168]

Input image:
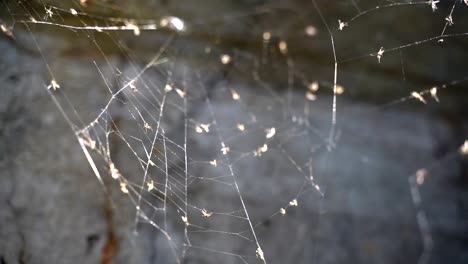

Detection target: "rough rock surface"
[1, 1, 468, 264]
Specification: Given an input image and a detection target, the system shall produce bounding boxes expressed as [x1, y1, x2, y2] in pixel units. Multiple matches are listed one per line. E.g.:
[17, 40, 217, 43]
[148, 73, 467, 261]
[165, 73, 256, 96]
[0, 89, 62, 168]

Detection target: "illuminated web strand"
[183, 72, 192, 256]
[212, 69, 325, 195]
[47, 5, 160, 24]
[162, 129, 169, 231]
[9, 2, 114, 194]
[440, 1, 457, 36]
[186, 245, 250, 264]
[200, 84, 268, 264]
[340, 31, 468, 64]
[139, 211, 182, 264]
[377, 76, 468, 109]
[133, 92, 167, 233]
[20, 19, 159, 32]
[311, 0, 338, 150]
[342, 1, 432, 29]
[188, 224, 254, 242]
[101, 115, 200, 215]
[77, 34, 174, 134]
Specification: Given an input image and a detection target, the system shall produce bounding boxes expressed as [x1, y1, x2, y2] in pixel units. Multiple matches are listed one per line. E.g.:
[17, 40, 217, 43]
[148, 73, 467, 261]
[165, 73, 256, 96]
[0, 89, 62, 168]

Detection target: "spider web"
[1, 0, 468, 263]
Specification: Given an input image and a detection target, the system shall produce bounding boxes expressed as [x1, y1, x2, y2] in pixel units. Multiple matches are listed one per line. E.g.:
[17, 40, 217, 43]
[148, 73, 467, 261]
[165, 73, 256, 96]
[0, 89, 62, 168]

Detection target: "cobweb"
[1, 0, 468, 263]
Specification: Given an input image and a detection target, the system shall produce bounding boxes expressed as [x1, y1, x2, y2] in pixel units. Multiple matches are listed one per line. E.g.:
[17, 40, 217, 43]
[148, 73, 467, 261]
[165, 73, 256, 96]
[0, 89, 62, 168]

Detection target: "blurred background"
[1, 0, 467, 264]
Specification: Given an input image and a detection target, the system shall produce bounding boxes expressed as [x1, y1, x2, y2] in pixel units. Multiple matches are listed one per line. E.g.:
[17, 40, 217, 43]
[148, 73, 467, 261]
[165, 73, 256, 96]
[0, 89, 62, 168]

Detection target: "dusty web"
[1, 0, 468, 263]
